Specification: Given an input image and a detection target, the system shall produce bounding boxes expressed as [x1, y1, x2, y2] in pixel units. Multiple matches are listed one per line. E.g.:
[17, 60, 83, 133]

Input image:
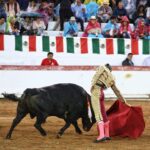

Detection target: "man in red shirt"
[41, 52, 59, 66]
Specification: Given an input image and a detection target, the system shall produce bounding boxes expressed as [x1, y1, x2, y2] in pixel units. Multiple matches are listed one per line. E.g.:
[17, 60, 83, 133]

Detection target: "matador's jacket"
[91, 65, 126, 122]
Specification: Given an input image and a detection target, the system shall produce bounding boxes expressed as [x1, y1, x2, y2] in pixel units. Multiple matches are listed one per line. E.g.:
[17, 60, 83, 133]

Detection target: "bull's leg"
[34, 115, 47, 136]
[72, 121, 82, 134]
[57, 121, 71, 138]
[6, 112, 27, 139]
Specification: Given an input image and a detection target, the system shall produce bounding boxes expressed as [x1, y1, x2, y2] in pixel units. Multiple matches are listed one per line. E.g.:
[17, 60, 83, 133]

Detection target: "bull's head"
[82, 97, 96, 131]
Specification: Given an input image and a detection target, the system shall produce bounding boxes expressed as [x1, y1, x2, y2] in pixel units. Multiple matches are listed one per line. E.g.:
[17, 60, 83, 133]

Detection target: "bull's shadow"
[2, 83, 96, 139]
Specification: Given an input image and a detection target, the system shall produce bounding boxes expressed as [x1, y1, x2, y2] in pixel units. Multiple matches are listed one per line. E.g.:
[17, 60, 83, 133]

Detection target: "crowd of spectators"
[0, 0, 149, 39]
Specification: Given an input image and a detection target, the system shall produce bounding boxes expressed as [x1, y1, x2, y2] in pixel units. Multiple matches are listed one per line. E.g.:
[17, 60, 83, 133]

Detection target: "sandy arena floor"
[0, 99, 150, 150]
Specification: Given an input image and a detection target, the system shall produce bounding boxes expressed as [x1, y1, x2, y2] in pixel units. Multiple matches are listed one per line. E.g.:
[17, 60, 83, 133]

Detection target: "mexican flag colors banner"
[0, 35, 150, 55]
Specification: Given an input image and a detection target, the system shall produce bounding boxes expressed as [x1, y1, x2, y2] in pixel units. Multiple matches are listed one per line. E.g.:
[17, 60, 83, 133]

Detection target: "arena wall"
[0, 66, 150, 99]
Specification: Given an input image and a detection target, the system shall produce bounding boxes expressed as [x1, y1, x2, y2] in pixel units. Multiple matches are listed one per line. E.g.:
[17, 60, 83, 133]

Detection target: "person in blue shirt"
[63, 16, 78, 37]
[102, 16, 119, 38]
[71, 0, 87, 31]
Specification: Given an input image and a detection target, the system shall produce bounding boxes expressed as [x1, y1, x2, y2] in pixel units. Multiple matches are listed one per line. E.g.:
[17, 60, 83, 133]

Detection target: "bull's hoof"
[5, 134, 11, 139]
[56, 134, 62, 139]
[41, 131, 47, 136]
[76, 130, 82, 135]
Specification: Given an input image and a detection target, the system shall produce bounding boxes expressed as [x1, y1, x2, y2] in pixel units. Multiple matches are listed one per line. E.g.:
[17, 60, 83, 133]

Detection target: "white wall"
[0, 70, 150, 98]
[0, 51, 148, 66]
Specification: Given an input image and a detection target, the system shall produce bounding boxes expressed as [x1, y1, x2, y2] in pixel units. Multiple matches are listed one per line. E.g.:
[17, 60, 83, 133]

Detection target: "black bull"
[3, 83, 96, 139]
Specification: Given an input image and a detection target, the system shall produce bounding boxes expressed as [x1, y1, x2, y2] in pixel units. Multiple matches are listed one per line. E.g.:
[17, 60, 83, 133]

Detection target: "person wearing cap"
[63, 16, 78, 37]
[83, 15, 103, 38]
[97, 0, 112, 23]
[102, 16, 119, 37]
[90, 63, 130, 143]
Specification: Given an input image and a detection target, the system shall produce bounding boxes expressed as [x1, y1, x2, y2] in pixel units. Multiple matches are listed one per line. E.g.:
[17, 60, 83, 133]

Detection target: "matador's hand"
[125, 101, 131, 107]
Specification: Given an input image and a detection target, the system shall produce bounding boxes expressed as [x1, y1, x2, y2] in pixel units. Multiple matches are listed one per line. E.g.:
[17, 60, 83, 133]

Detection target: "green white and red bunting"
[0, 35, 150, 55]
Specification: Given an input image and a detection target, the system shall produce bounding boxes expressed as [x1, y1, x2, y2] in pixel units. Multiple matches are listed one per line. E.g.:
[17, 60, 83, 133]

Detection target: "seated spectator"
[133, 5, 146, 24]
[27, 0, 39, 12]
[132, 19, 149, 39]
[71, 0, 87, 31]
[6, 16, 20, 35]
[38, 0, 50, 29]
[142, 56, 150, 66]
[119, 16, 132, 38]
[102, 16, 119, 37]
[47, 3, 56, 21]
[86, 1, 99, 20]
[64, 16, 78, 37]
[136, 0, 148, 7]
[5, 0, 20, 17]
[109, 0, 118, 10]
[0, 15, 6, 34]
[122, 53, 134, 66]
[113, 1, 127, 22]
[20, 16, 33, 35]
[97, 0, 112, 23]
[41, 52, 59, 66]
[33, 16, 46, 35]
[83, 16, 103, 38]
[122, 0, 136, 21]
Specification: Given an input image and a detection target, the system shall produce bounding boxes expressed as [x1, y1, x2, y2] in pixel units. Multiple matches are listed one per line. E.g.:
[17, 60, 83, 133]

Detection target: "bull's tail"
[2, 93, 21, 102]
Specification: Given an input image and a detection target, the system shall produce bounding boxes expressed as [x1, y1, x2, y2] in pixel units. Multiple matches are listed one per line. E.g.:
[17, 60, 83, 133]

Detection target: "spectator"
[5, 0, 20, 17]
[47, 2, 56, 21]
[102, 16, 119, 37]
[38, 0, 50, 29]
[133, 5, 146, 24]
[0, 15, 6, 33]
[63, 16, 78, 37]
[41, 52, 59, 66]
[20, 16, 33, 35]
[97, 0, 112, 23]
[6, 16, 20, 35]
[119, 16, 132, 38]
[33, 16, 46, 35]
[27, 0, 39, 12]
[122, 53, 134, 66]
[122, 0, 136, 21]
[113, 1, 127, 22]
[71, 0, 87, 31]
[83, 15, 103, 38]
[84, 0, 109, 5]
[0, 0, 6, 16]
[86, 1, 99, 20]
[55, 0, 73, 31]
[109, 0, 118, 10]
[17, 0, 29, 11]
[142, 56, 150, 66]
[132, 19, 149, 39]
[136, 0, 148, 7]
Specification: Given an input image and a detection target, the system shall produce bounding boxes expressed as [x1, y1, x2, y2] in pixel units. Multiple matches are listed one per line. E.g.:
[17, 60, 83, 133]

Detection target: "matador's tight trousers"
[91, 86, 108, 122]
